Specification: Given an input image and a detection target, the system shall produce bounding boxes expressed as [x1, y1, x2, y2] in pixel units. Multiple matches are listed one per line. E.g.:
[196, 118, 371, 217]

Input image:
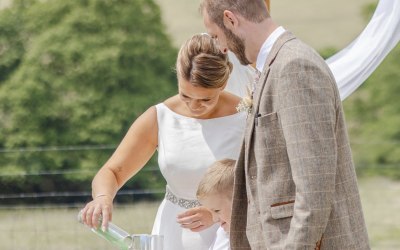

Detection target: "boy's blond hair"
[196, 159, 236, 200]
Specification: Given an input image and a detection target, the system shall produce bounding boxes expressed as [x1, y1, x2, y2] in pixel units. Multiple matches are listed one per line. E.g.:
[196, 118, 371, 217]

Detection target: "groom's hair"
[197, 159, 236, 200]
[200, 0, 270, 29]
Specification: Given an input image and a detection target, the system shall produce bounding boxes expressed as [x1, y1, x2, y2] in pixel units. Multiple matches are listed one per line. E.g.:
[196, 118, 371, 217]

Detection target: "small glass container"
[131, 234, 164, 250]
[77, 210, 133, 250]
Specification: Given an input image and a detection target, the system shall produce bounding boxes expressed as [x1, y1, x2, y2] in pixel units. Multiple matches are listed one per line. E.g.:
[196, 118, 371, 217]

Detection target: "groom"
[200, 0, 370, 249]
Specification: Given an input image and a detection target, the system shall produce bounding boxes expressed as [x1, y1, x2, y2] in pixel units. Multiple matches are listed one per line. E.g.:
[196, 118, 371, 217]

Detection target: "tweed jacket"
[230, 32, 370, 250]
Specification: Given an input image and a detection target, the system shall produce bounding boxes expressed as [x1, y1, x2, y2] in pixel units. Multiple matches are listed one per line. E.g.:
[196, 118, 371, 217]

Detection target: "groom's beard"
[223, 27, 251, 65]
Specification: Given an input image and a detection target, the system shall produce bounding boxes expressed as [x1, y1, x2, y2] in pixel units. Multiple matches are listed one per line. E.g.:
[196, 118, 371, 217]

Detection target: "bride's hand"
[176, 206, 216, 232]
[80, 195, 113, 231]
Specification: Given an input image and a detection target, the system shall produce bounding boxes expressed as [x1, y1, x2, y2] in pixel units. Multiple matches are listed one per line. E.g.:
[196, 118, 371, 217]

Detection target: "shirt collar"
[255, 26, 286, 72]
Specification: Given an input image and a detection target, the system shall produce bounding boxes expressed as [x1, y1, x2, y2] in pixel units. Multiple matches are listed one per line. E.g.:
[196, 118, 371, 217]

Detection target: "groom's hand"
[176, 206, 216, 232]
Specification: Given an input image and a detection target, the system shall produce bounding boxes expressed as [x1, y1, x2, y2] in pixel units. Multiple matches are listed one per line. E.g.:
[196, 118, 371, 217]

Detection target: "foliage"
[361, 1, 378, 21]
[0, 0, 177, 202]
[343, 44, 400, 178]
[318, 47, 337, 60]
[342, 1, 400, 178]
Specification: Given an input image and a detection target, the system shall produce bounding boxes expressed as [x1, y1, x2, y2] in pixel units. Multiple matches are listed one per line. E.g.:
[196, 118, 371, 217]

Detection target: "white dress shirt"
[255, 26, 286, 73]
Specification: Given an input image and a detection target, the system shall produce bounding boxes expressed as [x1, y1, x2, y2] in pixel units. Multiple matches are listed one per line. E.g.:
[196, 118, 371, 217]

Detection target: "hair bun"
[176, 34, 231, 89]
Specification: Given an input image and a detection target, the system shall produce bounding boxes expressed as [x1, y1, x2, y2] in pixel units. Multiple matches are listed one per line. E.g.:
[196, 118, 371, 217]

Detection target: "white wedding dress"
[151, 103, 246, 250]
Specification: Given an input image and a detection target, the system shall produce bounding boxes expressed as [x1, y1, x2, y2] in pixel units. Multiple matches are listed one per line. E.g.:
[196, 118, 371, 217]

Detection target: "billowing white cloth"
[225, 51, 255, 97]
[226, 0, 400, 101]
[327, 0, 400, 100]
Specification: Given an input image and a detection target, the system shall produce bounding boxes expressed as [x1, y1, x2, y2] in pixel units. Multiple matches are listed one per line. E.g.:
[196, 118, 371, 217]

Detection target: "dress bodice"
[156, 103, 246, 200]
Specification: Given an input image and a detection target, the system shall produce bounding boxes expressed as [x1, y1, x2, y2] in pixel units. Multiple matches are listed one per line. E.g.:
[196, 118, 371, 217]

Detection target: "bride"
[81, 34, 247, 250]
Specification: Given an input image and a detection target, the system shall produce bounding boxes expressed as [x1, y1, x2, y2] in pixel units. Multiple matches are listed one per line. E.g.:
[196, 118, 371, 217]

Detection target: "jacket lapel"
[244, 31, 296, 165]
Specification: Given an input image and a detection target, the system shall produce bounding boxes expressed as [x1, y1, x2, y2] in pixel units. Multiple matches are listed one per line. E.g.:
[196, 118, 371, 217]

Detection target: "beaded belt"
[165, 186, 201, 209]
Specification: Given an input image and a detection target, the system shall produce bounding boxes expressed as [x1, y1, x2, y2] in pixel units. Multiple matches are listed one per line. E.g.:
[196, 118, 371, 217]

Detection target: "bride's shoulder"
[220, 91, 241, 111]
[222, 91, 241, 102]
[161, 95, 182, 111]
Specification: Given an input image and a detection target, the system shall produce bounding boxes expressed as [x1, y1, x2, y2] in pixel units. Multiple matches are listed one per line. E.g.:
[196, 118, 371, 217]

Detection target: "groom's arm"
[277, 56, 339, 249]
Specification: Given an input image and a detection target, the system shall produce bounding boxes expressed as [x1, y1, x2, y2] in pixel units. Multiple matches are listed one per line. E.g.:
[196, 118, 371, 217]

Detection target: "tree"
[343, 44, 400, 178]
[0, 0, 177, 201]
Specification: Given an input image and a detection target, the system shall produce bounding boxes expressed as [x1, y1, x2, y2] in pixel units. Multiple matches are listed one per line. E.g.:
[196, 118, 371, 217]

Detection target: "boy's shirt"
[209, 226, 230, 250]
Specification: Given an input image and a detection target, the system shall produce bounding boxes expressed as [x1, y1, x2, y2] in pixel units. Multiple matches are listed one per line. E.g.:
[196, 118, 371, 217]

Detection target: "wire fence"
[1, 178, 400, 250]
[0, 143, 164, 249]
[0, 142, 399, 249]
[0, 141, 399, 204]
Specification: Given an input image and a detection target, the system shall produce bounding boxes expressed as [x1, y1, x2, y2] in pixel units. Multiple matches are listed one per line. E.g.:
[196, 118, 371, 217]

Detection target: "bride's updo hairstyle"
[176, 34, 233, 89]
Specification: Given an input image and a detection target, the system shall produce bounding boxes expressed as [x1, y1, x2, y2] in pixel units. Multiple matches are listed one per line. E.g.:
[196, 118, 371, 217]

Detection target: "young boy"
[197, 158, 235, 234]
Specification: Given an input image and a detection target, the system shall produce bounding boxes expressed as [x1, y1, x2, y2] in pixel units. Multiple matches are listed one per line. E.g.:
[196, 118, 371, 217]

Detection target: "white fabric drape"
[327, 0, 400, 100]
[225, 51, 256, 98]
[226, 0, 400, 100]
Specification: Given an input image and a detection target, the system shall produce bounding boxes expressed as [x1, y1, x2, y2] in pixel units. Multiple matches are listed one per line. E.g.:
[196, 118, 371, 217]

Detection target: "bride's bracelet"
[94, 194, 108, 199]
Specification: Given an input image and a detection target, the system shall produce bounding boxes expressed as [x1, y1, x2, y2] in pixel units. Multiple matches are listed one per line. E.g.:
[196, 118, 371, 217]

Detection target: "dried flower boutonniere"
[236, 86, 253, 115]
[236, 69, 260, 115]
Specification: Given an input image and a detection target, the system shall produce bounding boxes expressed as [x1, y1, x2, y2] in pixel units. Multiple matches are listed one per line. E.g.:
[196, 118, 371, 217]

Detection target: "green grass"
[0, 177, 399, 249]
[359, 177, 400, 250]
[0, 202, 159, 250]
